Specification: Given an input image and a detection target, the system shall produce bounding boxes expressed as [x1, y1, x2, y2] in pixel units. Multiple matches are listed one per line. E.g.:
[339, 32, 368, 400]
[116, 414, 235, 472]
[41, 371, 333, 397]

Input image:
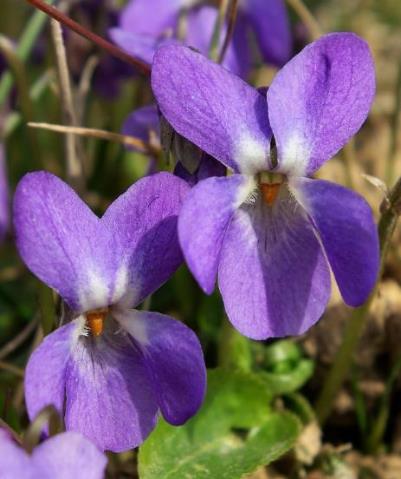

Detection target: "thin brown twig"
[28, 122, 161, 157]
[50, 18, 85, 192]
[0, 360, 25, 378]
[25, 0, 150, 76]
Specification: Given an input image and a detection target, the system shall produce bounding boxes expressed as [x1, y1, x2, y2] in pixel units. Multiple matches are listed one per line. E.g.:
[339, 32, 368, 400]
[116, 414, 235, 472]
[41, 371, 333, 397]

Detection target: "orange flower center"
[85, 308, 108, 337]
[259, 182, 281, 206]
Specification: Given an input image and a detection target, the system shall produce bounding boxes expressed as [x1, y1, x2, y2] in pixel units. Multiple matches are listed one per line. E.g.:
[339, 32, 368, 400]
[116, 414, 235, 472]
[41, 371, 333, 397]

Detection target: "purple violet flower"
[0, 429, 107, 479]
[151, 33, 380, 340]
[110, 0, 291, 77]
[13, 171, 206, 452]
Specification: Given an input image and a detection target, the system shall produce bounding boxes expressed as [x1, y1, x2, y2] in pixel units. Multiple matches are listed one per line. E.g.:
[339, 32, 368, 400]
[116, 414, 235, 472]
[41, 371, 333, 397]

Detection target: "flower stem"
[218, 0, 239, 65]
[316, 176, 401, 424]
[24, 0, 151, 76]
[0, 0, 55, 107]
[385, 58, 401, 187]
[366, 349, 401, 453]
[209, 0, 230, 62]
[285, 0, 322, 41]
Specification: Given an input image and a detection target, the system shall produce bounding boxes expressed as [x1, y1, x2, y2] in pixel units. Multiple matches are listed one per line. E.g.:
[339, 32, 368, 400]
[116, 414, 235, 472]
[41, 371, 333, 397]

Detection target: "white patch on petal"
[79, 269, 109, 311]
[71, 315, 89, 346]
[235, 133, 268, 175]
[234, 175, 257, 209]
[111, 264, 129, 304]
[112, 309, 149, 346]
[280, 131, 311, 177]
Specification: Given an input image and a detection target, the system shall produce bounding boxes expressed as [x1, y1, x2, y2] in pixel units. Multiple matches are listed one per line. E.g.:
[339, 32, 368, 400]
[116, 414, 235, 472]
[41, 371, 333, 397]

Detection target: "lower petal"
[218, 191, 331, 339]
[64, 320, 158, 452]
[0, 430, 34, 478]
[290, 177, 379, 306]
[115, 309, 206, 426]
[178, 174, 255, 294]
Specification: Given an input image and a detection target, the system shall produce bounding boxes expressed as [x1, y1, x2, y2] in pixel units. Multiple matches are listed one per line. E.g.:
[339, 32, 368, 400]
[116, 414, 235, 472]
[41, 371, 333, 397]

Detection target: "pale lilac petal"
[64, 319, 158, 452]
[152, 44, 272, 174]
[178, 174, 253, 294]
[241, 0, 291, 66]
[101, 172, 189, 308]
[267, 33, 375, 176]
[25, 322, 74, 422]
[109, 28, 160, 65]
[115, 309, 206, 425]
[218, 190, 331, 339]
[122, 104, 160, 152]
[291, 177, 379, 306]
[119, 0, 182, 37]
[174, 154, 226, 186]
[14, 172, 118, 312]
[0, 430, 35, 479]
[186, 6, 251, 78]
[0, 144, 9, 240]
[32, 432, 107, 479]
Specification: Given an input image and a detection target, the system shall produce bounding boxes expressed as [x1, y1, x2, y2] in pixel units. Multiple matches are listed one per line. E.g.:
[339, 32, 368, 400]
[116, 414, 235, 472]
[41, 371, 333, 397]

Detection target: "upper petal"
[115, 309, 206, 426]
[178, 174, 255, 294]
[290, 177, 379, 306]
[32, 432, 107, 479]
[14, 172, 118, 312]
[109, 28, 161, 65]
[241, 0, 291, 66]
[267, 32, 375, 176]
[64, 319, 158, 452]
[119, 0, 183, 37]
[151, 44, 272, 174]
[218, 190, 331, 339]
[101, 172, 189, 307]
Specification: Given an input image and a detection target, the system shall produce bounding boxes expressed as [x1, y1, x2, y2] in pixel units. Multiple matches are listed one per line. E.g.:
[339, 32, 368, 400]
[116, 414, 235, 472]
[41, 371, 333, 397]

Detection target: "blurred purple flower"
[151, 33, 380, 340]
[110, 0, 291, 78]
[14, 172, 206, 452]
[0, 429, 107, 479]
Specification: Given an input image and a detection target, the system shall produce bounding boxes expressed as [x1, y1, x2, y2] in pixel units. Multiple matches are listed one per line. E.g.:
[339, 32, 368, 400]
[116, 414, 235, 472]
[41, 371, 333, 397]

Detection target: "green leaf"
[139, 369, 300, 479]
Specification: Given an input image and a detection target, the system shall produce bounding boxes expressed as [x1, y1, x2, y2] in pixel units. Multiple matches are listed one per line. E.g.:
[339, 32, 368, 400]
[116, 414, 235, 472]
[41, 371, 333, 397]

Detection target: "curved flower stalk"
[151, 33, 380, 340]
[0, 428, 107, 479]
[13, 172, 206, 452]
[123, 104, 226, 183]
[109, 0, 291, 79]
[0, 145, 9, 241]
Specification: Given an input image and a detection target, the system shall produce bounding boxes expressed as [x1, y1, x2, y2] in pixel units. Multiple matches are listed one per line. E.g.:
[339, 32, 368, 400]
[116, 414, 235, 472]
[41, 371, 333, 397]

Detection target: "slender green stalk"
[366, 350, 401, 452]
[0, 0, 55, 106]
[218, 0, 239, 64]
[38, 283, 56, 336]
[385, 59, 401, 186]
[0, 35, 40, 159]
[209, 0, 230, 62]
[285, 0, 322, 41]
[316, 176, 401, 424]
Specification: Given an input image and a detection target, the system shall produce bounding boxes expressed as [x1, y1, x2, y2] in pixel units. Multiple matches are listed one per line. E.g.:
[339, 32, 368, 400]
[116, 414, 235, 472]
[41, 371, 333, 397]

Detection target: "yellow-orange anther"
[86, 309, 108, 337]
[259, 183, 281, 206]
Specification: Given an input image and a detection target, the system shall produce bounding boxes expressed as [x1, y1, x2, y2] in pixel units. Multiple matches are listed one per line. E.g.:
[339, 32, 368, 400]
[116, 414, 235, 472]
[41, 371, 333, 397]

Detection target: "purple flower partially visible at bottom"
[14, 171, 206, 452]
[151, 33, 380, 340]
[0, 429, 107, 479]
